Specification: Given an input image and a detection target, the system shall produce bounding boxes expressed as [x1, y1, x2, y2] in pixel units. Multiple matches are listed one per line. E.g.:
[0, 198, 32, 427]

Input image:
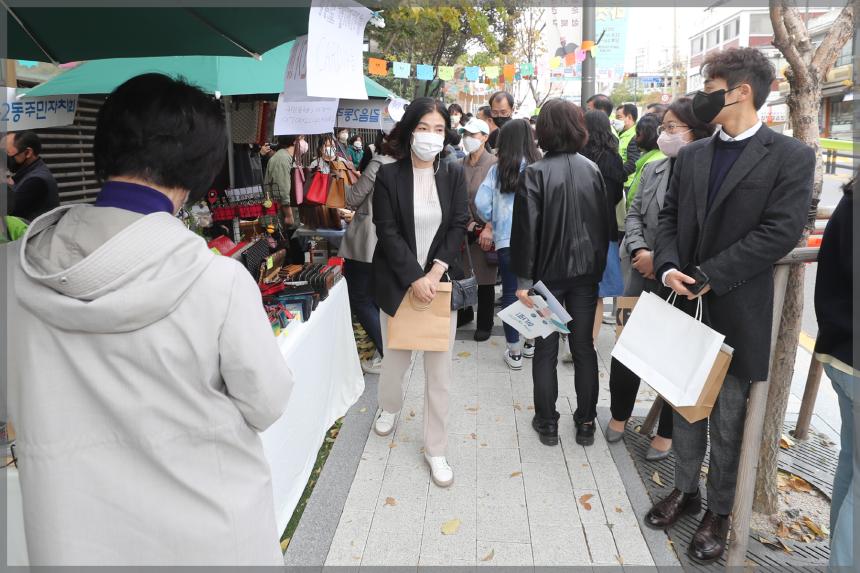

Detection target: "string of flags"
[366, 42, 599, 83]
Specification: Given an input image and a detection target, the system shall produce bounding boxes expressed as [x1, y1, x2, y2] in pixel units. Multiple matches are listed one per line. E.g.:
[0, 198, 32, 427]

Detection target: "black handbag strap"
[461, 231, 476, 278]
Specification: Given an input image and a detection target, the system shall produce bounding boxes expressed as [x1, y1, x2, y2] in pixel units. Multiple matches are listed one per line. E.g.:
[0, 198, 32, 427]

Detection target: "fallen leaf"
[778, 539, 793, 553]
[616, 555, 624, 565]
[802, 517, 825, 538]
[652, 471, 664, 487]
[280, 537, 291, 551]
[384, 497, 397, 507]
[776, 522, 790, 538]
[510, 471, 522, 478]
[579, 493, 593, 511]
[441, 518, 461, 535]
[615, 507, 623, 513]
[759, 536, 781, 549]
[409, 410, 416, 418]
[787, 475, 813, 493]
[359, 407, 367, 413]
[480, 548, 495, 562]
[419, 447, 425, 453]
[466, 406, 479, 412]
[779, 434, 795, 449]
[324, 437, 335, 443]
[388, 442, 398, 449]
[468, 433, 476, 440]
[480, 442, 488, 447]
[527, 405, 535, 410]
[513, 404, 522, 411]
[457, 351, 472, 358]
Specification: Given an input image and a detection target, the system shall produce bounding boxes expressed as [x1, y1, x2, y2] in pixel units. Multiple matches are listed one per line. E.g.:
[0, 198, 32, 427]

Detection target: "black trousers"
[533, 278, 600, 426]
[609, 357, 674, 438]
[476, 284, 495, 332]
[343, 259, 383, 357]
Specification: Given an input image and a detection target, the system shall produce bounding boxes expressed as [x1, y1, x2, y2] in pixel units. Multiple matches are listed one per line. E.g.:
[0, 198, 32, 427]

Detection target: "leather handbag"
[326, 170, 347, 209]
[290, 161, 305, 205]
[304, 170, 330, 205]
[450, 233, 479, 311]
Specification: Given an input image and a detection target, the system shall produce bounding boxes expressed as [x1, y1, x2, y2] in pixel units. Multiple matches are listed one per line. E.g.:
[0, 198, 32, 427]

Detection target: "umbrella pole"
[223, 96, 235, 188]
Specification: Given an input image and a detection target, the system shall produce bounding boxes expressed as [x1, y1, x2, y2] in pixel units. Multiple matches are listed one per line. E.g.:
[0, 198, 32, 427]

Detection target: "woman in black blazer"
[371, 97, 469, 488]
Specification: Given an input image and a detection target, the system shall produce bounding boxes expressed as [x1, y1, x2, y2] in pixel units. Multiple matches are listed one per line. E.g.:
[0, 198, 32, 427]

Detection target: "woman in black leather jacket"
[511, 99, 611, 447]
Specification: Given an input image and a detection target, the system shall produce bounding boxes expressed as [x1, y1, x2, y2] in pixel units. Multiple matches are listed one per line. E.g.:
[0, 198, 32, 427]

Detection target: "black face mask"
[6, 152, 23, 173]
[692, 86, 740, 124]
[492, 116, 511, 129]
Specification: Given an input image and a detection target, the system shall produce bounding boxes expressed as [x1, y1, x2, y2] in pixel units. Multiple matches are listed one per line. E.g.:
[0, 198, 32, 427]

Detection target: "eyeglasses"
[657, 123, 690, 135]
[490, 110, 512, 118]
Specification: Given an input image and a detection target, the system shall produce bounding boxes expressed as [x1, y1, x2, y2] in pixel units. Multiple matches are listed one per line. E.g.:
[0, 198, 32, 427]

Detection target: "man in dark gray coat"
[647, 47, 815, 563]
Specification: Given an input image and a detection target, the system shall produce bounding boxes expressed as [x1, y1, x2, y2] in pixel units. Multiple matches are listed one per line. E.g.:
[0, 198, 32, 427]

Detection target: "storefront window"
[691, 36, 703, 55]
[830, 98, 853, 139]
[723, 19, 740, 41]
[706, 28, 720, 49]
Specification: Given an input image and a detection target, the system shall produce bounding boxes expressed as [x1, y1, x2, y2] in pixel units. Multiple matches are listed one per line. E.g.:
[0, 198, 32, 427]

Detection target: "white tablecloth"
[261, 279, 364, 534]
[6, 279, 364, 564]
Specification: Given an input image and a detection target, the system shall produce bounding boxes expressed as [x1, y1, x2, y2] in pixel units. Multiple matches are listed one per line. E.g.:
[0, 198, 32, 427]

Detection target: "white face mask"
[411, 132, 445, 162]
[463, 135, 483, 154]
[353, 141, 363, 150]
[611, 119, 625, 132]
[450, 115, 461, 128]
[657, 130, 691, 158]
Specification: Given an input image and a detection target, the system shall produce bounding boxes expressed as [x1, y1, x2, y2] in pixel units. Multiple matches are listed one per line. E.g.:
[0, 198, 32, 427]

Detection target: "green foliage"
[367, 2, 520, 98]
[610, 80, 639, 106]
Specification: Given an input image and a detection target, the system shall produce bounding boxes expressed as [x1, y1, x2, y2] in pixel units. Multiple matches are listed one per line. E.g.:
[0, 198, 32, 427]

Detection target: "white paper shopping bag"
[610, 291, 726, 407]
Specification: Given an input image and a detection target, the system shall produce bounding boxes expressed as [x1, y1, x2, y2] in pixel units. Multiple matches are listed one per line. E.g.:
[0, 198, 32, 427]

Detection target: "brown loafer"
[644, 488, 702, 529]
[688, 510, 729, 563]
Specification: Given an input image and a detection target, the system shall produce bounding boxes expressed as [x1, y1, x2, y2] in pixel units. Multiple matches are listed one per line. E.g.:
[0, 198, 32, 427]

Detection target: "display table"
[261, 279, 364, 534]
[6, 280, 364, 564]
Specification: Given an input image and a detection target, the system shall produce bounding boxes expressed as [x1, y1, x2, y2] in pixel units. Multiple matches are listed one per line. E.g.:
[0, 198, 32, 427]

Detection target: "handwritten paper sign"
[306, 0, 371, 100]
[283, 35, 309, 98]
[274, 94, 339, 135]
[3, 88, 77, 130]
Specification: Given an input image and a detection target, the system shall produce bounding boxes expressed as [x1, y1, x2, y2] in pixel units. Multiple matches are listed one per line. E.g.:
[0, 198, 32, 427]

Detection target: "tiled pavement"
[323, 318, 663, 567]
[311, 307, 840, 567]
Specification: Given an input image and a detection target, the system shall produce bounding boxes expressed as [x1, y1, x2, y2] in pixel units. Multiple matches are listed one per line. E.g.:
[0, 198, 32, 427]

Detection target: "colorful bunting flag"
[575, 48, 587, 64]
[416, 64, 434, 81]
[437, 66, 455, 81]
[549, 56, 562, 70]
[484, 66, 500, 80]
[393, 61, 411, 78]
[464, 66, 480, 81]
[368, 58, 388, 76]
[589, 44, 599, 58]
[581, 40, 595, 51]
[503, 64, 515, 81]
[520, 62, 535, 77]
[565, 52, 577, 66]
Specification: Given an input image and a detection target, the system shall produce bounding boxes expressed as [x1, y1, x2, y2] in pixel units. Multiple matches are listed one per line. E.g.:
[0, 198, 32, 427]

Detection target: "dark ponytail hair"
[496, 119, 541, 194]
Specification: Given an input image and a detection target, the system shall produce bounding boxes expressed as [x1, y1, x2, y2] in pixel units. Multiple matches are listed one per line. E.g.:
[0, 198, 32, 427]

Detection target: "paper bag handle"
[407, 289, 432, 311]
[665, 291, 703, 322]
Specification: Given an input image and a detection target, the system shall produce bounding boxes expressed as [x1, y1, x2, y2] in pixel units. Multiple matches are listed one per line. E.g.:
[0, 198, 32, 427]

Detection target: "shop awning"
[6, 6, 310, 63]
[22, 41, 397, 100]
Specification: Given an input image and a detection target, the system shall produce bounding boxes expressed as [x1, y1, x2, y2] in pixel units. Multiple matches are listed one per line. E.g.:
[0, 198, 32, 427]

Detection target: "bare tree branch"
[811, 4, 855, 73]
[769, 0, 810, 84]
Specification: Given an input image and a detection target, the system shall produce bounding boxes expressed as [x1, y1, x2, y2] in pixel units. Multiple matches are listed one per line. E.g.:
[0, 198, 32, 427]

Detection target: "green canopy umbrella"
[5, 5, 311, 63]
[23, 41, 396, 99]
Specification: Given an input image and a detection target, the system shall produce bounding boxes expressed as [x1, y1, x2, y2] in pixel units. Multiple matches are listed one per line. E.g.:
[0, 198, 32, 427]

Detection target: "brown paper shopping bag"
[669, 344, 733, 423]
[615, 296, 639, 338]
[387, 283, 453, 352]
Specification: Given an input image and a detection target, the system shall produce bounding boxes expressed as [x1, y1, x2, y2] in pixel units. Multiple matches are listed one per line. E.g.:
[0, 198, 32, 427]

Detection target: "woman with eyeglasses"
[606, 97, 715, 460]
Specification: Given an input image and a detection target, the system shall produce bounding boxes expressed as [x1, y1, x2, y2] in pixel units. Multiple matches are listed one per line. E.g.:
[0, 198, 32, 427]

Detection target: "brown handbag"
[326, 170, 347, 209]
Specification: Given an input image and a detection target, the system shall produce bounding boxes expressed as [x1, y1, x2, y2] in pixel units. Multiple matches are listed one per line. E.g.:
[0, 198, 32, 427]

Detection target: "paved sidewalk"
[323, 320, 665, 567]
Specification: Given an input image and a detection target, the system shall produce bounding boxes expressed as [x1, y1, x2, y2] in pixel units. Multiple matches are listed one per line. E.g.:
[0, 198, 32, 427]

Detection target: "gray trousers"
[673, 373, 751, 515]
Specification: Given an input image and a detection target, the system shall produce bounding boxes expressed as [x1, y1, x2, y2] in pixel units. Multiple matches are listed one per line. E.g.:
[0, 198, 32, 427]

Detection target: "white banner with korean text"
[3, 88, 78, 130]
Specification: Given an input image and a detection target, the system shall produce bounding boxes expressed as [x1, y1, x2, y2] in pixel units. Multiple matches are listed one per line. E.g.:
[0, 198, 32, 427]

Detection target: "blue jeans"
[825, 363, 855, 568]
[343, 259, 383, 357]
[496, 248, 520, 349]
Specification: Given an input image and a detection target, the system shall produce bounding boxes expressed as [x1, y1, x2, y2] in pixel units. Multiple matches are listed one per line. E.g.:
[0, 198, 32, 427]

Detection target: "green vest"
[625, 148, 667, 209]
[618, 126, 637, 188]
[1, 216, 28, 243]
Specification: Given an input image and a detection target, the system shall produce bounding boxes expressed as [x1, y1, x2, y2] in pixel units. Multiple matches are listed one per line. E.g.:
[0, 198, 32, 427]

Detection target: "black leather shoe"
[473, 329, 491, 342]
[457, 307, 474, 328]
[575, 421, 595, 446]
[531, 417, 558, 446]
[644, 488, 702, 529]
[688, 510, 729, 563]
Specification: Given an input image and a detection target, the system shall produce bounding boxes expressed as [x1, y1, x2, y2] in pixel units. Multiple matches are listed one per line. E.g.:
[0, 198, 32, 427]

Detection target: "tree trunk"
[752, 77, 823, 515]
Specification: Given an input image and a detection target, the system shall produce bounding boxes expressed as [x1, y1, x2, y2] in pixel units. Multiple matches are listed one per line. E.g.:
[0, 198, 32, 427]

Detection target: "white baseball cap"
[461, 118, 490, 136]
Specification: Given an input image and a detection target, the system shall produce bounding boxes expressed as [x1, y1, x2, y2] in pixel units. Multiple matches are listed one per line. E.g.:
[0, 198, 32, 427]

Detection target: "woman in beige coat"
[6, 74, 293, 565]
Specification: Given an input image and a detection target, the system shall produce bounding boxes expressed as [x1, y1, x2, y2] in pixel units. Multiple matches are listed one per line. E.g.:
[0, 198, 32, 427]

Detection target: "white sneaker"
[361, 353, 383, 375]
[424, 453, 454, 487]
[374, 409, 397, 436]
[504, 349, 523, 371]
[522, 340, 535, 358]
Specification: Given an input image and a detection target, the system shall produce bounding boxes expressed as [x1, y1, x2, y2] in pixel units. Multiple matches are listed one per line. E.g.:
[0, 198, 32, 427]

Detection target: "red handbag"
[304, 171, 331, 205]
